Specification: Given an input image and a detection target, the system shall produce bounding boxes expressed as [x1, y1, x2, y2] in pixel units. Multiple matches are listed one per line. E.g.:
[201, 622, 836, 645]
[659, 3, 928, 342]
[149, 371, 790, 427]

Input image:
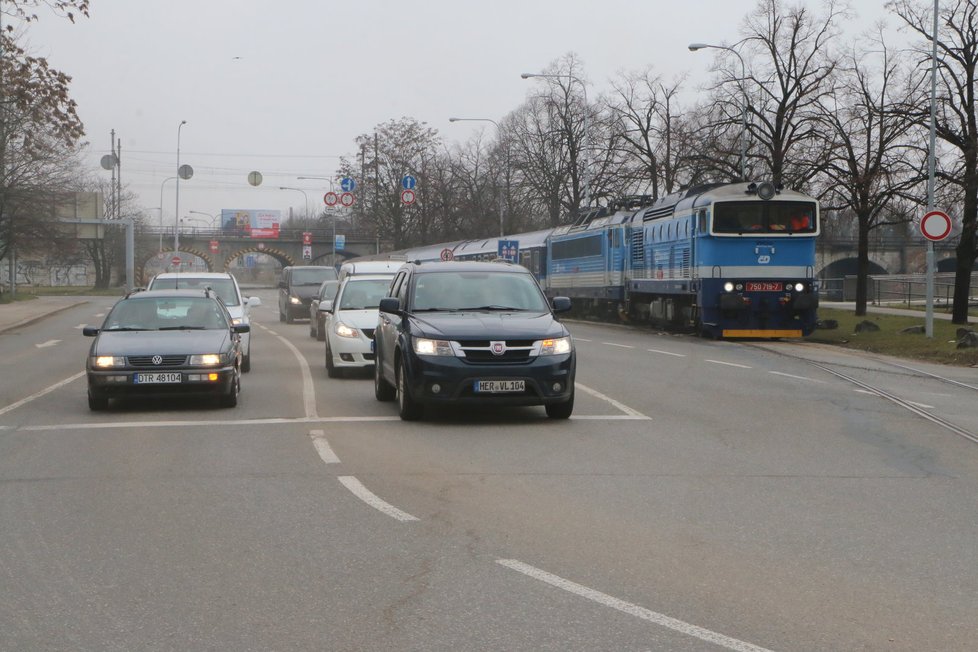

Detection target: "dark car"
[278, 265, 338, 323]
[309, 279, 340, 341]
[83, 289, 249, 410]
[373, 260, 575, 421]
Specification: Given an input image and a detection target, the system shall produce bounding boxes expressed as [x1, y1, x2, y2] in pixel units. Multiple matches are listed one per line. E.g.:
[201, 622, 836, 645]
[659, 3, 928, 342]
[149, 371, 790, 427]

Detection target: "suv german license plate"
[134, 372, 182, 384]
[474, 380, 525, 393]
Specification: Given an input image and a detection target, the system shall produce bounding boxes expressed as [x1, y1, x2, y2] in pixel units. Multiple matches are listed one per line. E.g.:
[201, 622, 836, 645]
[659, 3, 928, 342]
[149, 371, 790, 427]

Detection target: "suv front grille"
[128, 355, 188, 367]
[457, 340, 535, 363]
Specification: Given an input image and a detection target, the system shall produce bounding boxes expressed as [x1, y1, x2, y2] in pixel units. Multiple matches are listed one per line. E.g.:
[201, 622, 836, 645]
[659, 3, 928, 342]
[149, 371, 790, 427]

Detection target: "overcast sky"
[25, 0, 892, 227]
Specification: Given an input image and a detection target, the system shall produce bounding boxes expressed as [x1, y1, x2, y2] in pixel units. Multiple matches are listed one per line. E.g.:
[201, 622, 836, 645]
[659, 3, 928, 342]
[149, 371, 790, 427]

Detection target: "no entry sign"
[920, 210, 952, 241]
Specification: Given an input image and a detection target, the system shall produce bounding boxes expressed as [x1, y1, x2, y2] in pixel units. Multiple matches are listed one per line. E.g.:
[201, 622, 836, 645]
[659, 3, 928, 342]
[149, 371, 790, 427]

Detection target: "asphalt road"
[1, 289, 976, 651]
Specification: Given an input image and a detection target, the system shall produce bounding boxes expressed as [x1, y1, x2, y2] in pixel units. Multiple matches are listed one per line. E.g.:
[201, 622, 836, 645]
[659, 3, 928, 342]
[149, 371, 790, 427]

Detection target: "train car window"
[713, 201, 817, 234]
[698, 211, 707, 233]
[769, 202, 817, 233]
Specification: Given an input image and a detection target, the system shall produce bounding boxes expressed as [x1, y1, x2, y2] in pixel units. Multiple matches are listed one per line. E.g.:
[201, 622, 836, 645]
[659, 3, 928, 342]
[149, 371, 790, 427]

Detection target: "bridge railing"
[824, 273, 978, 305]
[139, 225, 380, 241]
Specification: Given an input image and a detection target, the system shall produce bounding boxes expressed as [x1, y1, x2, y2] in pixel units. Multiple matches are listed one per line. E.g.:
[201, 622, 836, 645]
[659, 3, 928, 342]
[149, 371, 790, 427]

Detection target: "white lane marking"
[907, 401, 935, 410]
[35, 339, 62, 348]
[0, 372, 85, 417]
[94, 312, 105, 317]
[571, 415, 652, 420]
[576, 382, 649, 419]
[256, 323, 317, 418]
[266, 329, 279, 336]
[855, 389, 878, 396]
[647, 349, 686, 358]
[74, 323, 87, 330]
[574, 338, 592, 342]
[768, 371, 825, 383]
[21, 416, 403, 431]
[497, 559, 775, 652]
[602, 342, 635, 349]
[338, 476, 419, 522]
[706, 359, 752, 369]
[310, 429, 341, 464]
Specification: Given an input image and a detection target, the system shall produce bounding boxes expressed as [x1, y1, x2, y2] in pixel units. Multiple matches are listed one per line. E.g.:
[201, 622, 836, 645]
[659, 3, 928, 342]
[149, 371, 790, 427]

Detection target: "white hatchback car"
[146, 272, 261, 372]
[322, 274, 394, 377]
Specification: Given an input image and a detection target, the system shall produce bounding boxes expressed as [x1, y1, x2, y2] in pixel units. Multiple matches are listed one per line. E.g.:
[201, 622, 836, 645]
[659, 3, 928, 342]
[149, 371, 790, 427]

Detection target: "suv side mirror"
[552, 296, 572, 313]
[379, 297, 401, 314]
[246, 296, 262, 307]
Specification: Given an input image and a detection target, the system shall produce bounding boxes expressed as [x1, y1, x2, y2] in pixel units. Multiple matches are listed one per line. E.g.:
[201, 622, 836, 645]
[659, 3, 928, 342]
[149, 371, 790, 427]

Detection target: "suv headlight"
[93, 356, 125, 368]
[538, 337, 572, 355]
[413, 338, 455, 356]
[190, 354, 222, 366]
[335, 322, 358, 338]
[289, 296, 302, 305]
[231, 317, 244, 326]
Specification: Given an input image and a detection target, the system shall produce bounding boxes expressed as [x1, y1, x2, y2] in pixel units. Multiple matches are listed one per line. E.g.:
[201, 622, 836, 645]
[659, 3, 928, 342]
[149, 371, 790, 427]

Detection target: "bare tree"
[890, 0, 978, 325]
[817, 32, 929, 315]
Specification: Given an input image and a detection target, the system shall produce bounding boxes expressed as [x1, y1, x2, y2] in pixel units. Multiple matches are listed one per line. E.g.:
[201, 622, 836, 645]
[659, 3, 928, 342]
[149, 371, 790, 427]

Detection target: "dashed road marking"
[768, 371, 824, 383]
[647, 348, 686, 357]
[602, 342, 635, 349]
[497, 559, 775, 652]
[338, 476, 418, 522]
[706, 359, 752, 369]
[310, 429, 341, 464]
[576, 382, 649, 419]
[0, 372, 85, 417]
[35, 339, 62, 348]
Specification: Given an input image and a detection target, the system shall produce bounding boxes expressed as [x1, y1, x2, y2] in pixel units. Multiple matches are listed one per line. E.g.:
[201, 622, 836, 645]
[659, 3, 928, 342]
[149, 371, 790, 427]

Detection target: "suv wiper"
[411, 307, 459, 312]
[464, 305, 523, 311]
[158, 325, 208, 330]
[103, 326, 150, 331]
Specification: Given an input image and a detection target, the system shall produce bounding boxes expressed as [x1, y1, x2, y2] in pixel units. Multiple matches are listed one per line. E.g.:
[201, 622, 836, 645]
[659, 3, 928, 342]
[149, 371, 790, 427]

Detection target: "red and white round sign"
[920, 210, 952, 241]
[440, 248, 454, 261]
[171, 256, 181, 266]
[340, 192, 355, 207]
[323, 192, 338, 207]
[401, 189, 416, 205]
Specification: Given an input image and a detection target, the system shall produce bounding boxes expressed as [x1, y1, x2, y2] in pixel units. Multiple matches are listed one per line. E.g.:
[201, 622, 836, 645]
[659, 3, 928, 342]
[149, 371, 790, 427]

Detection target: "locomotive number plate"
[474, 380, 525, 393]
[746, 282, 783, 292]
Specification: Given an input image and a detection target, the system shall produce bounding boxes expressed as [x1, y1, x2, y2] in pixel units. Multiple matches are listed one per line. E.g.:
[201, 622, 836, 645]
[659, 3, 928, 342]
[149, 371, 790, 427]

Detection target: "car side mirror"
[378, 297, 401, 314]
[233, 323, 251, 334]
[83, 326, 100, 337]
[551, 296, 572, 313]
[319, 300, 333, 313]
[246, 296, 262, 307]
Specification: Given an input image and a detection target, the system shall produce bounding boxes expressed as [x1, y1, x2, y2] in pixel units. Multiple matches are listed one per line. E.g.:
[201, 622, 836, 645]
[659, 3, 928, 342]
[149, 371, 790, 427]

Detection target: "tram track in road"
[744, 342, 978, 447]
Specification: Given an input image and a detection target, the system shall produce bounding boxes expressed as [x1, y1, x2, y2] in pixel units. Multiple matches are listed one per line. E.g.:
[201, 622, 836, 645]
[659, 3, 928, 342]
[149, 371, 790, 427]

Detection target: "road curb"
[0, 300, 90, 334]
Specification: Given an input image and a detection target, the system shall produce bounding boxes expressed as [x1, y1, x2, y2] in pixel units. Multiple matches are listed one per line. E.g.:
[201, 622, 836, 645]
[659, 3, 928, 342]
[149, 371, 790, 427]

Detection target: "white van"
[337, 260, 404, 282]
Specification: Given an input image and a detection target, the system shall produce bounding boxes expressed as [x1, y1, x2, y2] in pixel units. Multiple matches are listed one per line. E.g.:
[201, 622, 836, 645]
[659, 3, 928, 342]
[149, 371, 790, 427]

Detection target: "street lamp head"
[448, 117, 460, 122]
[180, 119, 187, 125]
[688, 43, 710, 51]
[520, 73, 537, 79]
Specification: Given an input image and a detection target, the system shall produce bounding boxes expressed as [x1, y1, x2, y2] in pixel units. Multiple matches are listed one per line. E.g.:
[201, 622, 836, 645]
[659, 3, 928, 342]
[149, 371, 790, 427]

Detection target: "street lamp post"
[521, 71, 591, 207]
[158, 175, 176, 252]
[449, 117, 506, 237]
[175, 120, 187, 255]
[279, 186, 310, 218]
[189, 210, 218, 227]
[689, 42, 748, 182]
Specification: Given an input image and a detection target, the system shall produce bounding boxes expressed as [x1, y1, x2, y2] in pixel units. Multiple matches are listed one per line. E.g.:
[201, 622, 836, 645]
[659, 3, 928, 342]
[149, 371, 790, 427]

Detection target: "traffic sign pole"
[920, 210, 951, 338]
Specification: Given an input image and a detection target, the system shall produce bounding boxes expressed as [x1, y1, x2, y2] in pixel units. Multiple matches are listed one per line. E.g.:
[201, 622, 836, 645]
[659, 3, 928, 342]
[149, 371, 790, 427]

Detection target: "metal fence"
[821, 273, 978, 306]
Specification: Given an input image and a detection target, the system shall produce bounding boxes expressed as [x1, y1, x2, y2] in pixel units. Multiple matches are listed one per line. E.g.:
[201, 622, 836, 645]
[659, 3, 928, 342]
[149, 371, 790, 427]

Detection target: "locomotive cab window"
[712, 201, 817, 234]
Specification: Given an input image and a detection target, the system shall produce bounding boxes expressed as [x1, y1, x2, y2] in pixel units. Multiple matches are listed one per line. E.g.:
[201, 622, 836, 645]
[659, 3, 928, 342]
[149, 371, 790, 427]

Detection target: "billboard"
[221, 209, 281, 239]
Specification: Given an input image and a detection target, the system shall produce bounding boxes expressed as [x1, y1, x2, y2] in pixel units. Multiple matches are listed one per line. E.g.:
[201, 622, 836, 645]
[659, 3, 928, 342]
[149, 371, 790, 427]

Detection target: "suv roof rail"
[124, 287, 146, 298]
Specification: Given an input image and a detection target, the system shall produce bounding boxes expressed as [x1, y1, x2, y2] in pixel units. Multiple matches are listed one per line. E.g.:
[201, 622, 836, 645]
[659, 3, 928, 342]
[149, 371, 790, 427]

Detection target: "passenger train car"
[359, 181, 820, 339]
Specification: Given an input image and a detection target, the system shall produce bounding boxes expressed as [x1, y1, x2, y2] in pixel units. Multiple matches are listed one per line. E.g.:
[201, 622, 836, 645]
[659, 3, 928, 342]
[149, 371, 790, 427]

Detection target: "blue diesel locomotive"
[363, 181, 820, 339]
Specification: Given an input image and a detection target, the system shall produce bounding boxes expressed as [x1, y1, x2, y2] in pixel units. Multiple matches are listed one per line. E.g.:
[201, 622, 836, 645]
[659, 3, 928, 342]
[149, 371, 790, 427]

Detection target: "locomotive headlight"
[794, 282, 805, 292]
[723, 282, 735, 292]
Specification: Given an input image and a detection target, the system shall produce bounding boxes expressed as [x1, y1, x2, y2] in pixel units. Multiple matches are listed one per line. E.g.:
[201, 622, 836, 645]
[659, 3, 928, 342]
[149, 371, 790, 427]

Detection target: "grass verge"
[809, 308, 978, 367]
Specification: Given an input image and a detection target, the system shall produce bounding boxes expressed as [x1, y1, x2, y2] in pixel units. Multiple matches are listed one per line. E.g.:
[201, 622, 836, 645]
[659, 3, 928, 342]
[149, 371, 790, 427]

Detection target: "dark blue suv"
[373, 261, 575, 420]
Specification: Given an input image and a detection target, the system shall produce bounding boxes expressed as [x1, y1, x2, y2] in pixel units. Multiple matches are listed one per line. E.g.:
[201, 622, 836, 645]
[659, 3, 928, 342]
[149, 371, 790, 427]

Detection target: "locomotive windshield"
[712, 201, 817, 235]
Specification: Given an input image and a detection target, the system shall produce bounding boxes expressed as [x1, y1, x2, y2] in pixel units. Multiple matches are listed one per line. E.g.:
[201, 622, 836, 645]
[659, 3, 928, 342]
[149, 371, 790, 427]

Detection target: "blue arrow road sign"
[401, 175, 417, 190]
[340, 177, 357, 192]
[497, 239, 519, 262]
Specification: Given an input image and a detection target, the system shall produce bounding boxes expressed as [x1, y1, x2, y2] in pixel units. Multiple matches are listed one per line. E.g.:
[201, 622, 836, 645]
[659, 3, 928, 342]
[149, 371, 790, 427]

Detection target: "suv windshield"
[410, 271, 549, 312]
[149, 277, 240, 306]
[338, 278, 392, 310]
[293, 268, 336, 285]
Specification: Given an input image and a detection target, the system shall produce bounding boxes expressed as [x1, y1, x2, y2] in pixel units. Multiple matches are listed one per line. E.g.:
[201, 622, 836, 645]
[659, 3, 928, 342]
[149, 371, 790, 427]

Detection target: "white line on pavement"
[0, 371, 85, 417]
[496, 559, 775, 652]
[906, 401, 935, 410]
[768, 371, 825, 383]
[74, 324, 87, 330]
[574, 338, 592, 342]
[310, 429, 341, 464]
[338, 476, 419, 522]
[576, 382, 649, 419]
[256, 323, 317, 419]
[706, 359, 752, 369]
[647, 349, 686, 357]
[35, 339, 61, 348]
[20, 416, 403, 431]
[602, 342, 635, 349]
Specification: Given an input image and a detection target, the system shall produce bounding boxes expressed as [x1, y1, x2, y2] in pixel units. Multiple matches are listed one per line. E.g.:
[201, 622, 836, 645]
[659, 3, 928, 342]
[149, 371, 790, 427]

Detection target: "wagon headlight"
[723, 282, 735, 292]
[539, 337, 572, 355]
[289, 296, 302, 305]
[335, 322, 359, 338]
[414, 338, 455, 356]
[190, 354, 222, 366]
[794, 282, 805, 292]
[93, 356, 125, 368]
